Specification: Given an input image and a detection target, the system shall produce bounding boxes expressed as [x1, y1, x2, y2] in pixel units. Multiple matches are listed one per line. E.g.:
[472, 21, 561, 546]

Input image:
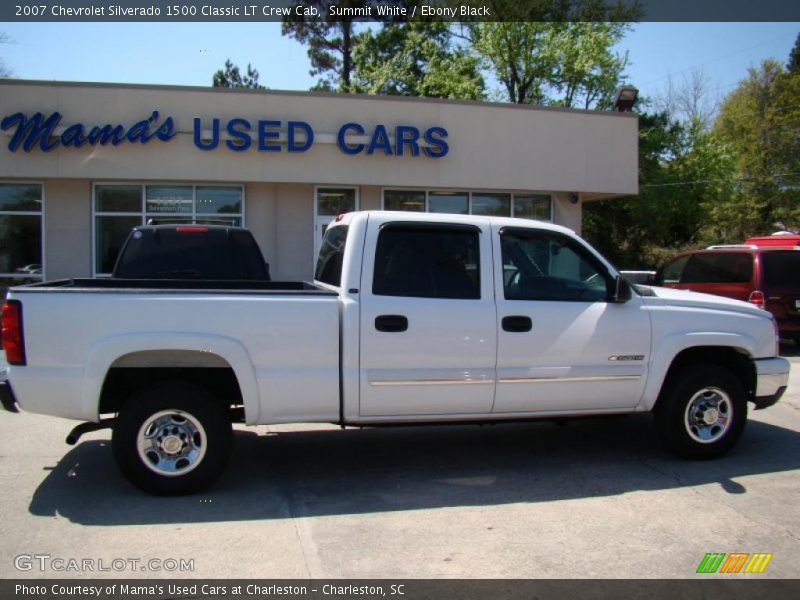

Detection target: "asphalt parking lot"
[1, 346, 799, 579]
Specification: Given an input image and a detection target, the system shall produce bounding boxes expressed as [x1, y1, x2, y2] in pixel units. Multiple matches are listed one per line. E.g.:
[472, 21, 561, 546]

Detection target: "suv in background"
[655, 246, 800, 345]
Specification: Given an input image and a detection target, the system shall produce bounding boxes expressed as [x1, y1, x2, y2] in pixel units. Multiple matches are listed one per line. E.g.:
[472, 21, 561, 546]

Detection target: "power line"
[641, 171, 800, 188]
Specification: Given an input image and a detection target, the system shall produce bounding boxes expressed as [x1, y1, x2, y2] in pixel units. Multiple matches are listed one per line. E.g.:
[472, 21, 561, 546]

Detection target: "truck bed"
[13, 279, 335, 295]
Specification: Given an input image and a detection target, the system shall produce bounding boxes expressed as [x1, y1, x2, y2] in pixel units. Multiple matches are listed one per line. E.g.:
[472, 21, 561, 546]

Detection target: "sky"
[1, 21, 798, 106]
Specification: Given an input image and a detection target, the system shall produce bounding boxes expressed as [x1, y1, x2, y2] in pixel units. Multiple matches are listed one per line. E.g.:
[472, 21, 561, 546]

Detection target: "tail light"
[748, 290, 765, 309]
[1, 300, 26, 366]
[175, 226, 208, 233]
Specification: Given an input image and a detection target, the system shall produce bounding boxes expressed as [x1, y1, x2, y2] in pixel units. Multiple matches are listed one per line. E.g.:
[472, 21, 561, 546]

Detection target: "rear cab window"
[315, 225, 349, 287]
[114, 227, 269, 280]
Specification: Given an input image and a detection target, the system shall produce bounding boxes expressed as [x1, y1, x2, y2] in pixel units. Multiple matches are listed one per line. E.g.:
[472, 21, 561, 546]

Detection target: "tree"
[583, 112, 736, 268]
[353, 22, 485, 100]
[465, 1, 639, 106]
[654, 69, 719, 129]
[1, 31, 11, 78]
[713, 59, 800, 237]
[788, 32, 800, 74]
[212, 60, 265, 89]
[282, 1, 387, 92]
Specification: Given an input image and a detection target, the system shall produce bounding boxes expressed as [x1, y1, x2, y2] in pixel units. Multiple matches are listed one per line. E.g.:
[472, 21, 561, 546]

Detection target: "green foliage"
[583, 114, 736, 269]
[353, 22, 485, 100]
[212, 60, 265, 89]
[465, 1, 638, 107]
[788, 33, 800, 74]
[713, 59, 800, 238]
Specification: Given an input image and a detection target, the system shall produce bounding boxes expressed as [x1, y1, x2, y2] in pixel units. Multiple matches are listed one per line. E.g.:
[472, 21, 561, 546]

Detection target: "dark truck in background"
[112, 223, 271, 281]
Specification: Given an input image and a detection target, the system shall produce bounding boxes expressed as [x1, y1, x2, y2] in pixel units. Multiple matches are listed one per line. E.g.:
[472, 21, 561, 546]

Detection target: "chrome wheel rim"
[136, 410, 207, 476]
[684, 387, 733, 444]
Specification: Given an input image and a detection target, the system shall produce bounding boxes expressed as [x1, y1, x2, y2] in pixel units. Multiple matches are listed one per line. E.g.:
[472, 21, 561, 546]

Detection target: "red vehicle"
[655, 246, 800, 345]
[744, 234, 800, 248]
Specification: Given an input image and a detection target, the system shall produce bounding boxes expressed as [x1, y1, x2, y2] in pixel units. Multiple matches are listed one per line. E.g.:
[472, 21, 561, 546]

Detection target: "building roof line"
[0, 78, 639, 119]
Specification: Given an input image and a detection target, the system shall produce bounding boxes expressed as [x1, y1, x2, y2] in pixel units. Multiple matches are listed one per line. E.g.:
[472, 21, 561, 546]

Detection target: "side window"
[315, 225, 349, 287]
[660, 255, 690, 284]
[501, 228, 610, 302]
[682, 253, 753, 284]
[373, 225, 480, 299]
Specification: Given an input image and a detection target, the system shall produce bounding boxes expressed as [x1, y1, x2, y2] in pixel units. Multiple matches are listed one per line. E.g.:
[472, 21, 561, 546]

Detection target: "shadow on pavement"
[29, 413, 800, 525]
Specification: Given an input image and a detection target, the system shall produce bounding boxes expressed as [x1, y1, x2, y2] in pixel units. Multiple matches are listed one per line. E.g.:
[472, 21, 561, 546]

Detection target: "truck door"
[359, 217, 496, 417]
[493, 225, 651, 414]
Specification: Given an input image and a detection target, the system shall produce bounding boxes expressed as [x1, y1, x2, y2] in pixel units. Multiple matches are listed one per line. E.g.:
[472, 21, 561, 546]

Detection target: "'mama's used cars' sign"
[0, 111, 449, 158]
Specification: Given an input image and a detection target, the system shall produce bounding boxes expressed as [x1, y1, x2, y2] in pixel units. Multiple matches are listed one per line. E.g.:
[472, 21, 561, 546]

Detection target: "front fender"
[639, 331, 757, 411]
[80, 332, 261, 424]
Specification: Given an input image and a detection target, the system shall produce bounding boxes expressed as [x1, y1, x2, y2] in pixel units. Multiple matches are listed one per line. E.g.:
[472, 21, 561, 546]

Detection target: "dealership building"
[0, 80, 638, 284]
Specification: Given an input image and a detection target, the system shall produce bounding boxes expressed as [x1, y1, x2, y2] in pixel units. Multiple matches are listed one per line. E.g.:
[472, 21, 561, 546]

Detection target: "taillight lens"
[1, 300, 26, 366]
[175, 226, 208, 233]
[748, 290, 765, 309]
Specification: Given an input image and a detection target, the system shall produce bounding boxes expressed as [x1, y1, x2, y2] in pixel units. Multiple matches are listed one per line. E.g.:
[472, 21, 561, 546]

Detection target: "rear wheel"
[112, 381, 232, 495]
[655, 365, 747, 459]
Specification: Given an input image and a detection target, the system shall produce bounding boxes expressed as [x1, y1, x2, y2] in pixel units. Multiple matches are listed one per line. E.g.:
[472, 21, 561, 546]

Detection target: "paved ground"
[1, 346, 799, 579]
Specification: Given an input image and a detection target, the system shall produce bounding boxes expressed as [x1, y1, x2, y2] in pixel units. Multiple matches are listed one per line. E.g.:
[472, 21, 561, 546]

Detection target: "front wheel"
[112, 381, 232, 495]
[655, 365, 747, 459]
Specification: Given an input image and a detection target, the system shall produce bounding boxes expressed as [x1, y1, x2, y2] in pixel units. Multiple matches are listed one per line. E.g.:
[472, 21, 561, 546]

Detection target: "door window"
[373, 225, 480, 299]
[500, 228, 610, 302]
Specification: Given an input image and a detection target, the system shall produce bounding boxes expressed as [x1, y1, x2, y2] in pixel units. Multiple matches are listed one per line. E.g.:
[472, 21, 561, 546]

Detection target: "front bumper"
[0, 370, 19, 413]
[752, 357, 790, 409]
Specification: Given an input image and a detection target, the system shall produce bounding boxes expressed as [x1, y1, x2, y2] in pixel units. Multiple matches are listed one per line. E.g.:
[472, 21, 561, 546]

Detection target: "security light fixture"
[614, 86, 639, 112]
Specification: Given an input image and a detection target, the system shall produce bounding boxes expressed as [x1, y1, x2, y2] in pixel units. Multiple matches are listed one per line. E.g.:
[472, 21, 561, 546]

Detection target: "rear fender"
[80, 333, 260, 423]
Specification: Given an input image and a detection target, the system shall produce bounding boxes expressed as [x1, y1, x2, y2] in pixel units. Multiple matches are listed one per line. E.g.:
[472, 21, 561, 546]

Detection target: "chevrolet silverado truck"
[0, 212, 790, 495]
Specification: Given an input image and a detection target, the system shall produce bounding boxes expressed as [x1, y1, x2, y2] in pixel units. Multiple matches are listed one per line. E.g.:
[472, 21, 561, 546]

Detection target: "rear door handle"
[375, 315, 408, 333]
[502, 315, 532, 332]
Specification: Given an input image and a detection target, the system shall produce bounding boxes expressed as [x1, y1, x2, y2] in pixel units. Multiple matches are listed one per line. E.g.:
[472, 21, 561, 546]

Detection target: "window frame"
[499, 226, 614, 303]
[91, 182, 246, 276]
[0, 180, 45, 282]
[381, 187, 553, 221]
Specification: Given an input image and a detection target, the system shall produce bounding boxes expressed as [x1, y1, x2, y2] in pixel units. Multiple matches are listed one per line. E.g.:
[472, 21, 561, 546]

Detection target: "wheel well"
[656, 346, 756, 409]
[99, 351, 243, 417]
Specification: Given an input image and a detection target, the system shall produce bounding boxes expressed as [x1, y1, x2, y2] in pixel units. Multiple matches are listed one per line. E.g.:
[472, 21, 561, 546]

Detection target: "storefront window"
[146, 185, 193, 214]
[0, 183, 43, 287]
[95, 185, 141, 213]
[513, 194, 552, 221]
[429, 191, 469, 214]
[382, 189, 551, 221]
[317, 188, 356, 216]
[471, 193, 511, 216]
[93, 184, 244, 275]
[384, 190, 425, 212]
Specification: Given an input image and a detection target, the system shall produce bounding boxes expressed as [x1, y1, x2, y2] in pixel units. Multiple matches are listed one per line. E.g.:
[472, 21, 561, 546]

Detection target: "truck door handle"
[502, 316, 532, 332]
[375, 315, 408, 333]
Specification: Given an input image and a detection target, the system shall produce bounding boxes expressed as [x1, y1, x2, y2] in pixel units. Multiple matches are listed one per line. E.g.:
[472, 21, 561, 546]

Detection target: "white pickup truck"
[0, 212, 790, 495]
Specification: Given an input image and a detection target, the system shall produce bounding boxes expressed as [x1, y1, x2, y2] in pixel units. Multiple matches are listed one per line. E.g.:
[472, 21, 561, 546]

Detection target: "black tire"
[793, 335, 800, 347]
[112, 381, 232, 495]
[655, 365, 747, 459]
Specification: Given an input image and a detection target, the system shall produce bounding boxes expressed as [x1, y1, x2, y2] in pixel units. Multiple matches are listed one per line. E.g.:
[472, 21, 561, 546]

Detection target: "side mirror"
[611, 275, 632, 303]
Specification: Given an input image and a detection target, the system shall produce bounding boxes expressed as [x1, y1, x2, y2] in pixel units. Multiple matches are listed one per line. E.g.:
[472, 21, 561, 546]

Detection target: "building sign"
[0, 111, 449, 158]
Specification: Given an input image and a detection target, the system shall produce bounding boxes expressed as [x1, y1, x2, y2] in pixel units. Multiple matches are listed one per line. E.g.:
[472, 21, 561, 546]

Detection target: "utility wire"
[641, 171, 800, 188]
